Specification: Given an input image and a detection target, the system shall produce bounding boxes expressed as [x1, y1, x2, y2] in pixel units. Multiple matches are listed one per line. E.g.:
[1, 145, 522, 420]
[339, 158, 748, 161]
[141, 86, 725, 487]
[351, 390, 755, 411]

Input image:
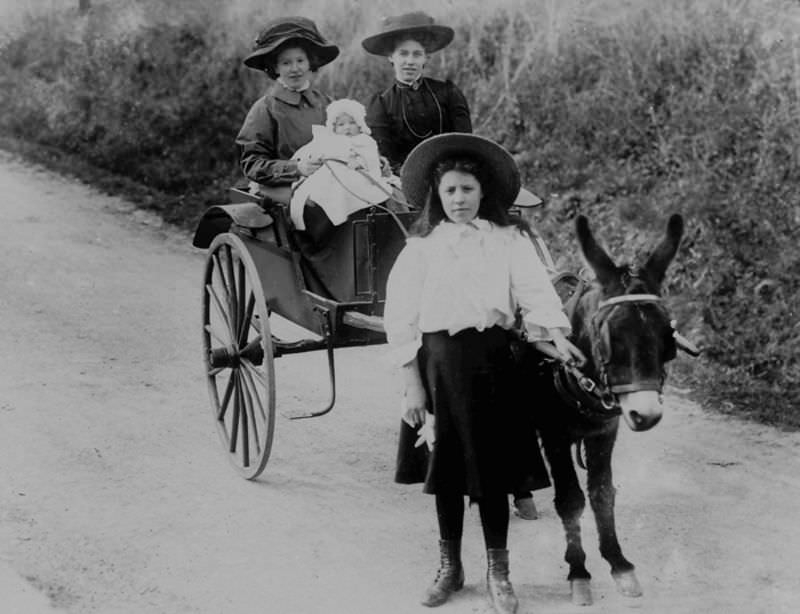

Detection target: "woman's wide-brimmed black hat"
[400, 134, 521, 210]
[361, 11, 454, 56]
[244, 16, 339, 78]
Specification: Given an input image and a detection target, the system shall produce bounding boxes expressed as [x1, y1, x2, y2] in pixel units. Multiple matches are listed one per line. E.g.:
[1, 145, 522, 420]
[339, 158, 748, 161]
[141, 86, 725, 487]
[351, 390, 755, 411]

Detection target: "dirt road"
[1, 151, 798, 614]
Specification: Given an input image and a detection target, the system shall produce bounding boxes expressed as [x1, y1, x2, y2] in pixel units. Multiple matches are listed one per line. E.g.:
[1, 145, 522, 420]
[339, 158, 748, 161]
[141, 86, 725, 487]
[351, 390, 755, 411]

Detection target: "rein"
[320, 158, 412, 238]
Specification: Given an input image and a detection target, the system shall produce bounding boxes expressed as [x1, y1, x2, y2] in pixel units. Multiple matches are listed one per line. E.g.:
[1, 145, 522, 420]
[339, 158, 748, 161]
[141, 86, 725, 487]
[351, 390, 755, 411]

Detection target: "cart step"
[342, 311, 385, 333]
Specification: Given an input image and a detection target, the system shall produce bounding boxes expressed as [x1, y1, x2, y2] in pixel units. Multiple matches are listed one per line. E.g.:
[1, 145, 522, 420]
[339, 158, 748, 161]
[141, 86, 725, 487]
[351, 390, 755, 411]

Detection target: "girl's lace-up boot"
[486, 548, 518, 614]
[421, 539, 465, 607]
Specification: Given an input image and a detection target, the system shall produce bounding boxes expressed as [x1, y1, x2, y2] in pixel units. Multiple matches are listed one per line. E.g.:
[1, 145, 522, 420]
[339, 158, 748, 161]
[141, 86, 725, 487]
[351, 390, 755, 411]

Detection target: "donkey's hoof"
[613, 570, 642, 597]
[570, 578, 593, 606]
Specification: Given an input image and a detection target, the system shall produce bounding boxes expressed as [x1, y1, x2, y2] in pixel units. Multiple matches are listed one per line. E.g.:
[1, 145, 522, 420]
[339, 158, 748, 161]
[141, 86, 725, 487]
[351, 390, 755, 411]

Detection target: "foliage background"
[1, 0, 798, 426]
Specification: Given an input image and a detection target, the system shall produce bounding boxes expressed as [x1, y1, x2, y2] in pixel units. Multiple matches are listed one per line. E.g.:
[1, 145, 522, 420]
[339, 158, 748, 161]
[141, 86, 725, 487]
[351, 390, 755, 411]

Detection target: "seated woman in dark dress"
[361, 12, 472, 175]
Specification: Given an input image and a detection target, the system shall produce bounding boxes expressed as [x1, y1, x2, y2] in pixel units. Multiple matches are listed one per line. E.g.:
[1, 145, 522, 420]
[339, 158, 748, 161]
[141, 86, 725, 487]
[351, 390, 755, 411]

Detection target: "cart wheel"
[202, 233, 275, 479]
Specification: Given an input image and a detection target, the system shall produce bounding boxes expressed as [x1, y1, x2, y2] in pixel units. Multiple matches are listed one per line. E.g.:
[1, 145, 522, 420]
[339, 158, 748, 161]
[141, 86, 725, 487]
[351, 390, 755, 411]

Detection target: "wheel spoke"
[229, 374, 241, 453]
[218, 373, 235, 420]
[240, 360, 267, 422]
[241, 358, 268, 388]
[206, 283, 234, 339]
[238, 293, 256, 348]
[239, 371, 261, 455]
[225, 245, 239, 334]
[237, 371, 250, 467]
[208, 366, 225, 377]
[236, 259, 247, 344]
[212, 252, 232, 305]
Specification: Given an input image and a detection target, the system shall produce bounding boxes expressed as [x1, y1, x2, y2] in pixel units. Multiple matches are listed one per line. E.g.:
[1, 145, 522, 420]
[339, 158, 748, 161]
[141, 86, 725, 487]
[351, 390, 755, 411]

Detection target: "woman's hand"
[297, 157, 323, 177]
[379, 156, 392, 177]
[347, 152, 367, 171]
[549, 328, 587, 366]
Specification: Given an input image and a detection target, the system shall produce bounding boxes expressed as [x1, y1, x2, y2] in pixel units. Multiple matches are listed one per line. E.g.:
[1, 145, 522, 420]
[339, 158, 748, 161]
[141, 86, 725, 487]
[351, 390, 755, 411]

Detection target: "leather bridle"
[550, 272, 678, 424]
[589, 292, 670, 397]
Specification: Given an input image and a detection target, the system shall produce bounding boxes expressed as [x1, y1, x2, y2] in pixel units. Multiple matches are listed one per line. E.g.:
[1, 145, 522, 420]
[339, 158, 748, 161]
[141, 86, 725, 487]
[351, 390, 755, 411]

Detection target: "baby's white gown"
[290, 126, 392, 230]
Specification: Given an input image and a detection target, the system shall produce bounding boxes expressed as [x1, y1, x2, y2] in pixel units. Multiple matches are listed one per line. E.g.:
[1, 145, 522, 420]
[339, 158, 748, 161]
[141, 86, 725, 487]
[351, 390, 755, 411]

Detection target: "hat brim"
[244, 36, 339, 73]
[361, 25, 454, 56]
[513, 188, 543, 207]
[400, 134, 521, 210]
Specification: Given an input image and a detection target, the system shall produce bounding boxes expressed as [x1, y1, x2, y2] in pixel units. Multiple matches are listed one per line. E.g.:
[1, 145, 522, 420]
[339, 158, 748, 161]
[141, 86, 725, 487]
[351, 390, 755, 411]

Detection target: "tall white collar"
[277, 78, 310, 93]
[433, 218, 493, 244]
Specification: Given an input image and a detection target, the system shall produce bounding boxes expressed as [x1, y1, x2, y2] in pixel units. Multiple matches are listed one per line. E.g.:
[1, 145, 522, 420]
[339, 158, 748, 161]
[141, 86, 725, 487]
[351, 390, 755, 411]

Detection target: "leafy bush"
[1, 0, 798, 425]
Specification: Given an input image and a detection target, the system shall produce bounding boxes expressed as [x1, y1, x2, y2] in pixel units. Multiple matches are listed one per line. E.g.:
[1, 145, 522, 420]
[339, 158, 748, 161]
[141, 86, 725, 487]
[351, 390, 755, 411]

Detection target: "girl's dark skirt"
[394, 326, 550, 497]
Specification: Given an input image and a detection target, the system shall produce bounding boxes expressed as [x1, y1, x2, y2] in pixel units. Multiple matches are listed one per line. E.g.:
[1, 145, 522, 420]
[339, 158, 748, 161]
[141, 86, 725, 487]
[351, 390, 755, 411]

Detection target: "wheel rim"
[202, 233, 275, 479]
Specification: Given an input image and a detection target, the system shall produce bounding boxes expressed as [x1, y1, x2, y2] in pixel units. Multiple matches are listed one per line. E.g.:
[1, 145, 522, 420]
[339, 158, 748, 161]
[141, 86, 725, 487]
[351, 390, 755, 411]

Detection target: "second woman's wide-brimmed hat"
[244, 16, 339, 78]
[400, 134, 521, 209]
[361, 11, 454, 56]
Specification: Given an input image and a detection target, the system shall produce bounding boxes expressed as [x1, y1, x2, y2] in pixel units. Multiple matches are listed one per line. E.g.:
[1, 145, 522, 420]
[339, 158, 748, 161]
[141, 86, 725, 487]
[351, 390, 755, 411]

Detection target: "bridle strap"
[610, 380, 664, 394]
[597, 293, 662, 309]
[591, 291, 667, 397]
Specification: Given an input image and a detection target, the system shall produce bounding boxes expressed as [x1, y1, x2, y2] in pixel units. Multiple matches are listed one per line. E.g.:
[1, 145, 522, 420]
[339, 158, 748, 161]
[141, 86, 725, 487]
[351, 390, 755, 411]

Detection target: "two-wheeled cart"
[193, 185, 553, 479]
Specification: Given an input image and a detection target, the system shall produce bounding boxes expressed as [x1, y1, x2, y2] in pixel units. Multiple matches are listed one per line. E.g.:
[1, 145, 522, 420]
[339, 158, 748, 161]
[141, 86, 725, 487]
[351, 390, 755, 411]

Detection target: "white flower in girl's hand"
[414, 414, 436, 451]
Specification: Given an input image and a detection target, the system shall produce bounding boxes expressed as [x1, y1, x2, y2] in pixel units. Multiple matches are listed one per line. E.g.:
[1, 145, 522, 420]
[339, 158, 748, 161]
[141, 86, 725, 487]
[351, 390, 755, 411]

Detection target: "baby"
[290, 99, 391, 231]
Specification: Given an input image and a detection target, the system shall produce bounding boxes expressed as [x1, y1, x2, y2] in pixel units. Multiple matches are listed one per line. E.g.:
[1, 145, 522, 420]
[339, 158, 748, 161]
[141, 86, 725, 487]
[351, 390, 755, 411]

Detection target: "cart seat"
[295, 205, 415, 307]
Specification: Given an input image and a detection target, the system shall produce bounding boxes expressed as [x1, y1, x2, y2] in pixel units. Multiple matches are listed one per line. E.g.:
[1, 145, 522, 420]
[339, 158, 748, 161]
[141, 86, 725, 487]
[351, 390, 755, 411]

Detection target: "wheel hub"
[208, 344, 264, 369]
[209, 345, 240, 369]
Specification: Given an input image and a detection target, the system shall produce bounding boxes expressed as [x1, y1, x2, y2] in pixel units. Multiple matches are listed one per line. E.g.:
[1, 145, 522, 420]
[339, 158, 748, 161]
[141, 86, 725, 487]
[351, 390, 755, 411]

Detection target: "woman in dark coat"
[236, 16, 339, 189]
[361, 12, 472, 174]
[235, 17, 356, 299]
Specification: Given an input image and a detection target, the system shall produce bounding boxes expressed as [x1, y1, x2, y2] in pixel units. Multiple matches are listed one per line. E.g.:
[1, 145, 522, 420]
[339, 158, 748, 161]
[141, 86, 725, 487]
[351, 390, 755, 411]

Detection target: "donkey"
[531, 213, 689, 606]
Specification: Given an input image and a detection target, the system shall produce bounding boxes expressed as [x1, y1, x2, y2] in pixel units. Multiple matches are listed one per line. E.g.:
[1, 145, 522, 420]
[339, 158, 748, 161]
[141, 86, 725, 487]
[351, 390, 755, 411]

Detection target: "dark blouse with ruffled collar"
[365, 77, 472, 173]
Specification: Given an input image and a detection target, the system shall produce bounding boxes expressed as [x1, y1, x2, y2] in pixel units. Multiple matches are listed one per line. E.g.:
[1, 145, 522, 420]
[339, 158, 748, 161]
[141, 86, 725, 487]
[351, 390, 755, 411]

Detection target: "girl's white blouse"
[384, 219, 571, 366]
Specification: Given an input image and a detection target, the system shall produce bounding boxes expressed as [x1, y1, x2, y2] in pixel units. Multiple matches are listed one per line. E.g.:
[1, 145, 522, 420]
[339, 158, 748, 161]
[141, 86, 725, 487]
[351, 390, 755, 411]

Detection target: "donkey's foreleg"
[584, 430, 642, 597]
[542, 435, 588, 578]
[541, 432, 593, 604]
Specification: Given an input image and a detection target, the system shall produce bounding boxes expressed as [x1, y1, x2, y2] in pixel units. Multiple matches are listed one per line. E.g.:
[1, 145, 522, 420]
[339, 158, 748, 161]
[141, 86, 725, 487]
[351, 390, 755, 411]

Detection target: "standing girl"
[384, 134, 584, 613]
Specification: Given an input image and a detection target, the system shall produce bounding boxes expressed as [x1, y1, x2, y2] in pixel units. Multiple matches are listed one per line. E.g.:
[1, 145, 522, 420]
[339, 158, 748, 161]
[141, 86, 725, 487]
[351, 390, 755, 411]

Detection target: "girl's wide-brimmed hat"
[244, 16, 339, 78]
[401, 134, 521, 210]
[361, 11, 454, 56]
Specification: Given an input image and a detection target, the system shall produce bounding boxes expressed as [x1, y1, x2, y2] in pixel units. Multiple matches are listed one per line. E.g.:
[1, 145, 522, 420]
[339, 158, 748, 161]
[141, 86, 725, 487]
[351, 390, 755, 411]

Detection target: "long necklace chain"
[400, 79, 444, 140]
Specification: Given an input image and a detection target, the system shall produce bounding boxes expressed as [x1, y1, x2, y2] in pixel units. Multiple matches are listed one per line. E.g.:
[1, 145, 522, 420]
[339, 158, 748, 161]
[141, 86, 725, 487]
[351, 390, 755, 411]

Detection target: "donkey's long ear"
[643, 214, 684, 286]
[576, 215, 617, 286]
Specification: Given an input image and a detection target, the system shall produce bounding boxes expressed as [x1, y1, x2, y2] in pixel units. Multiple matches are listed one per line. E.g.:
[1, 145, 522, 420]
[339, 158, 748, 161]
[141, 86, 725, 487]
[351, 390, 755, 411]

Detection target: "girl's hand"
[550, 329, 587, 367]
[297, 157, 323, 176]
[402, 382, 428, 427]
[400, 357, 427, 426]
